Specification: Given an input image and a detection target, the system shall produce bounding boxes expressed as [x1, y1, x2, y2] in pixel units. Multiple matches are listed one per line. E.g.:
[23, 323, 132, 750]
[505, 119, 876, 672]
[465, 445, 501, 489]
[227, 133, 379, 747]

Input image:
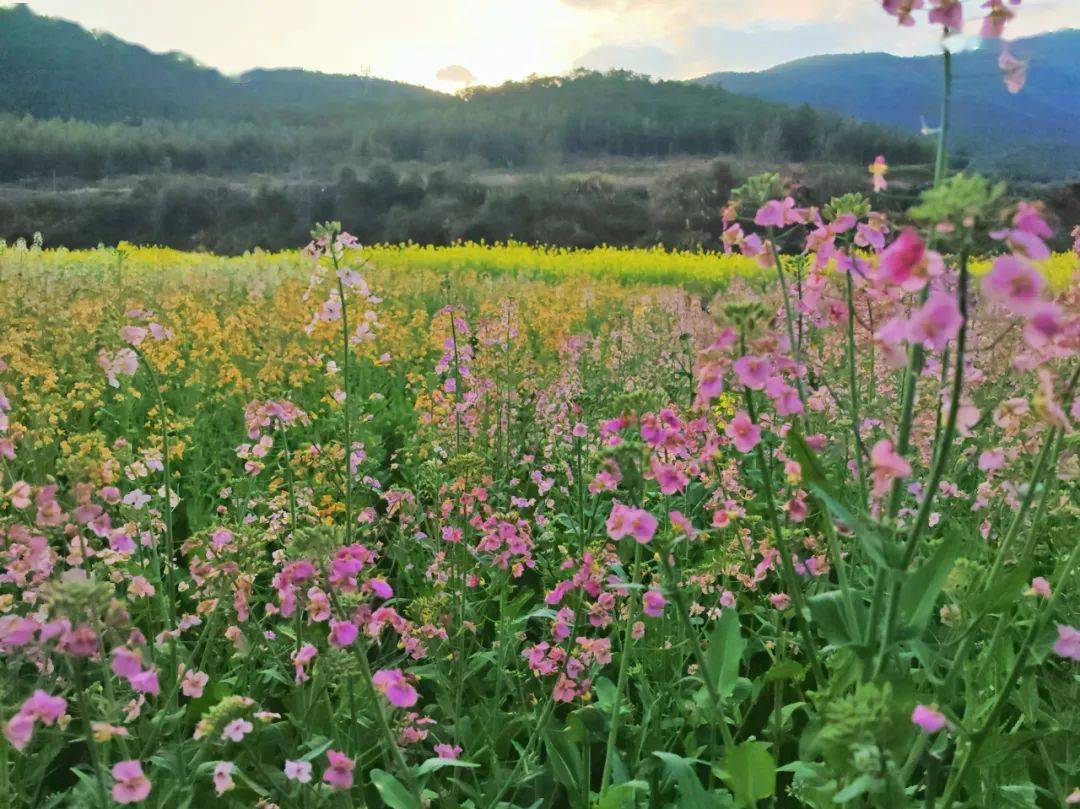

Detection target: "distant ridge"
[0, 3, 436, 122]
[696, 29, 1080, 180]
[0, 2, 933, 177]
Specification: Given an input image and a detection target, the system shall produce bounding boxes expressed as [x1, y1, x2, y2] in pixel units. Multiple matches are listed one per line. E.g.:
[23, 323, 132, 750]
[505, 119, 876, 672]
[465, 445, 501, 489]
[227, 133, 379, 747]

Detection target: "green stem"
[744, 388, 826, 685]
[658, 546, 737, 751]
[844, 273, 869, 504]
[987, 365, 1078, 581]
[330, 240, 354, 546]
[599, 541, 642, 796]
[933, 45, 953, 187]
[938, 537, 1080, 808]
[875, 250, 969, 673]
[767, 239, 809, 413]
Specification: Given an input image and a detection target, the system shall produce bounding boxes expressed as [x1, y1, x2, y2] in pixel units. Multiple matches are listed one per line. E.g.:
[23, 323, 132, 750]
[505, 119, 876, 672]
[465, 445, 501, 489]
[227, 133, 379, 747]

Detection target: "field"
[1, 206, 1078, 809]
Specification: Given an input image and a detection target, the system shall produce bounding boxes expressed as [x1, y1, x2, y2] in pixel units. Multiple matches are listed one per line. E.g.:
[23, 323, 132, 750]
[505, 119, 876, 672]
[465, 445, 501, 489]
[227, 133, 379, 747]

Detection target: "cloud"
[435, 64, 477, 84]
[574, 43, 677, 77]
[559, 0, 666, 8]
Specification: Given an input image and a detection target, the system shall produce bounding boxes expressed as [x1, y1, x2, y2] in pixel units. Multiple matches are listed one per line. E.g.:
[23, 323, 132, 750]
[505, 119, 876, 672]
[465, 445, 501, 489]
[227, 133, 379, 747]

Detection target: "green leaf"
[763, 660, 805, 684]
[806, 590, 866, 648]
[370, 769, 421, 809]
[786, 426, 831, 487]
[416, 757, 480, 776]
[595, 780, 650, 809]
[720, 741, 776, 808]
[544, 724, 583, 795]
[788, 427, 902, 570]
[995, 783, 1037, 808]
[969, 561, 1031, 615]
[653, 752, 712, 807]
[832, 773, 874, 803]
[900, 537, 962, 634]
[811, 485, 903, 570]
[705, 608, 745, 701]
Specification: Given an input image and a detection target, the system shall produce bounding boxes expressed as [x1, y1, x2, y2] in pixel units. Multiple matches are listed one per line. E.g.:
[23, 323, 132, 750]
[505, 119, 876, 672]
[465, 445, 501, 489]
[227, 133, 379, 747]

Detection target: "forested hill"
[0, 3, 929, 177]
[0, 3, 435, 122]
[697, 29, 1080, 181]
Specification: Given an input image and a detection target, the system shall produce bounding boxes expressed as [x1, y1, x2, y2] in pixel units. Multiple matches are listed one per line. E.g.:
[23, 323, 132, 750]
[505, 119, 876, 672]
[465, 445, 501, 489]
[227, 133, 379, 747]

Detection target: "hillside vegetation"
[0, 4, 928, 181]
[698, 29, 1080, 180]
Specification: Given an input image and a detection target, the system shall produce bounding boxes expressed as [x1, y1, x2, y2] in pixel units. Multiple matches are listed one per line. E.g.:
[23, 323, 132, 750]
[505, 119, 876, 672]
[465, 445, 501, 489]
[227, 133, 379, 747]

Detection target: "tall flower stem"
[844, 273, 869, 503]
[330, 243, 354, 546]
[324, 587, 420, 798]
[72, 665, 111, 808]
[868, 34, 955, 652]
[938, 537, 1080, 808]
[874, 250, 969, 674]
[599, 541, 642, 796]
[744, 388, 826, 685]
[987, 364, 1078, 582]
[767, 238, 809, 413]
[933, 44, 953, 186]
[658, 547, 737, 751]
[136, 352, 176, 631]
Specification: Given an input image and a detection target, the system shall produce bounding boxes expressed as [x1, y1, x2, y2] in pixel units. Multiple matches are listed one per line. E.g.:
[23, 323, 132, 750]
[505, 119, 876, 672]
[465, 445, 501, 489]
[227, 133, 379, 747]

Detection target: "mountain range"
[0, 3, 435, 123]
[697, 29, 1080, 181]
[0, 3, 1077, 181]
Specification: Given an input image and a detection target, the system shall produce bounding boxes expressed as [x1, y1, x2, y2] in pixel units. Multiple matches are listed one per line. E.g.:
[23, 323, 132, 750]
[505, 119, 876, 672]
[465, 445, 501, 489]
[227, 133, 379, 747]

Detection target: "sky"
[20, 0, 1079, 91]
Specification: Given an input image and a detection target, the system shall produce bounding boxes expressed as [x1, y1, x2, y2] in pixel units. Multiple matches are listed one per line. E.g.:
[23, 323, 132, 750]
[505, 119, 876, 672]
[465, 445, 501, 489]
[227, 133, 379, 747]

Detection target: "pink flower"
[284, 759, 313, 783]
[982, 256, 1045, 315]
[1025, 577, 1051, 599]
[129, 669, 161, 696]
[769, 593, 791, 610]
[868, 155, 888, 192]
[213, 762, 235, 796]
[211, 528, 234, 548]
[998, 46, 1028, 93]
[111, 647, 144, 679]
[221, 718, 253, 743]
[720, 590, 736, 609]
[607, 503, 657, 543]
[1023, 301, 1064, 349]
[3, 711, 34, 751]
[651, 460, 689, 495]
[977, 449, 1004, 472]
[642, 589, 666, 618]
[669, 510, 696, 538]
[606, 503, 632, 540]
[725, 411, 762, 453]
[980, 0, 1013, 38]
[111, 760, 152, 804]
[786, 496, 808, 522]
[372, 668, 419, 708]
[907, 293, 962, 352]
[883, 0, 924, 26]
[754, 197, 802, 227]
[1053, 625, 1080, 661]
[733, 355, 772, 390]
[323, 750, 355, 790]
[627, 509, 658, 544]
[119, 325, 148, 346]
[928, 0, 963, 29]
[20, 690, 67, 725]
[765, 376, 803, 416]
[870, 440, 912, 498]
[911, 705, 947, 733]
[369, 578, 394, 599]
[879, 228, 940, 291]
[328, 619, 358, 648]
[434, 743, 462, 760]
[181, 670, 209, 699]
